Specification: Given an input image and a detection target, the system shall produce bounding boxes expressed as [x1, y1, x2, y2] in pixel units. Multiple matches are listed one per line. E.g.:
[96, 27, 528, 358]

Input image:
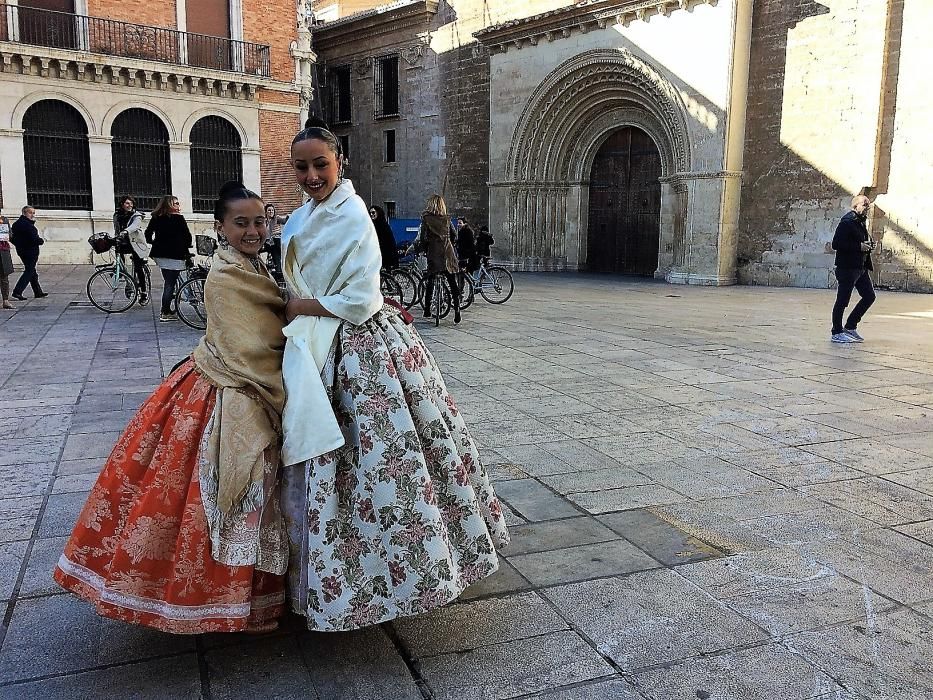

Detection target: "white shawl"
[280, 179, 384, 466]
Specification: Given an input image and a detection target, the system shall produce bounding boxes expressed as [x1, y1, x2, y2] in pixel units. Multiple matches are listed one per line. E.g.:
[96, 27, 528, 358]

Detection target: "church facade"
[313, 0, 930, 291]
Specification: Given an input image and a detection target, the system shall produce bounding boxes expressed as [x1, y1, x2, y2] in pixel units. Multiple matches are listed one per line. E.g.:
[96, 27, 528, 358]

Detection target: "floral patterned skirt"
[282, 306, 510, 631]
[53, 360, 285, 634]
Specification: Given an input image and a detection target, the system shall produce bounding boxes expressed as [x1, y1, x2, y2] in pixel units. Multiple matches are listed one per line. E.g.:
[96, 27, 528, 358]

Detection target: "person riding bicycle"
[113, 196, 150, 305]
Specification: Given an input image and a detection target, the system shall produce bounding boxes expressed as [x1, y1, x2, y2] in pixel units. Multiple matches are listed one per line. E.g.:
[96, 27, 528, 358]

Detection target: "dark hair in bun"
[292, 116, 342, 157]
[214, 181, 262, 221]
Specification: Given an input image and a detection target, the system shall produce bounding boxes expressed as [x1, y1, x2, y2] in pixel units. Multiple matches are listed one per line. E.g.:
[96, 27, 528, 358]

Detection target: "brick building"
[0, 0, 315, 262]
[314, 0, 931, 291]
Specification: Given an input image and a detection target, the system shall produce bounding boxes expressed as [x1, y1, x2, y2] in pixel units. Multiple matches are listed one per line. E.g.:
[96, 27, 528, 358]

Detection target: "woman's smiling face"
[217, 198, 267, 256]
[291, 138, 340, 203]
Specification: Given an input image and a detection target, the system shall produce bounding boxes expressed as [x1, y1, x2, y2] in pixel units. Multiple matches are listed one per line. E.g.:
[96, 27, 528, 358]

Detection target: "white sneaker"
[831, 332, 856, 344]
[843, 329, 864, 342]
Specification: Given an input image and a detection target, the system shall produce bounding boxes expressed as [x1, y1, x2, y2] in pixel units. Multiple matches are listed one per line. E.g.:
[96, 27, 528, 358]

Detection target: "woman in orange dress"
[54, 182, 289, 634]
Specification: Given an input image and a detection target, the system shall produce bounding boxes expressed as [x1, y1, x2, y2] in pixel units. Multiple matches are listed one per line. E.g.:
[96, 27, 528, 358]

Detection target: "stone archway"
[586, 126, 662, 275]
[504, 49, 691, 272]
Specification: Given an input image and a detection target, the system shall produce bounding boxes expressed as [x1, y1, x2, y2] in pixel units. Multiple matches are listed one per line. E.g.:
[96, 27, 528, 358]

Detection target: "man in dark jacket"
[830, 195, 875, 343]
[10, 205, 48, 300]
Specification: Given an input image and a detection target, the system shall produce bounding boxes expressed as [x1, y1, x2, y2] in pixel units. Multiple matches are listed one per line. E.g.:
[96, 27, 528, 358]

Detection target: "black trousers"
[130, 253, 148, 295]
[159, 267, 182, 314]
[12, 253, 42, 297]
[832, 267, 875, 334]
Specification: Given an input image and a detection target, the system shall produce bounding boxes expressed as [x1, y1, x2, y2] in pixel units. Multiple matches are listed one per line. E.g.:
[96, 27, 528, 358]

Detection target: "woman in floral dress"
[54, 183, 289, 633]
[279, 117, 509, 632]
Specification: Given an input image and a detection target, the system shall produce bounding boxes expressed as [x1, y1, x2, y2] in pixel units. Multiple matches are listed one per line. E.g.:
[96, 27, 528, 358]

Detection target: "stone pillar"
[87, 135, 115, 212]
[169, 141, 192, 212]
[666, 171, 742, 286]
[0, 128, 27, 213]
[242, 148, 262, 194]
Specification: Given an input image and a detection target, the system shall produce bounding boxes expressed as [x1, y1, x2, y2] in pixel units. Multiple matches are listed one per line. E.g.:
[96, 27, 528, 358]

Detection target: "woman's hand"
[286, 298, 304, 323]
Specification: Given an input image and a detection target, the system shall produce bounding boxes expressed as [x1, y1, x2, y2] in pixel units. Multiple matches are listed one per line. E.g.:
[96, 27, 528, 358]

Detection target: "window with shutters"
[23, 99, 92, 209]
[190, 116, 242, 214]
[111, 109, 171, 212]
[374, 54, 400, 119]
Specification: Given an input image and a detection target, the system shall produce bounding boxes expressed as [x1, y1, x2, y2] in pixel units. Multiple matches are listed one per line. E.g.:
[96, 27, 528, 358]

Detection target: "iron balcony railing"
[0, 4, 271, 77]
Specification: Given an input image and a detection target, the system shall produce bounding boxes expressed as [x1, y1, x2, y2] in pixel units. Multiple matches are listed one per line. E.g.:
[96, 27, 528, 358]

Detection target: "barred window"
[326, 64, 352, 125]
[190, 116, 242, 214]
[111, 109, 171, 212]
[23, 99, 92, 210]
[374, 54, 399, 119]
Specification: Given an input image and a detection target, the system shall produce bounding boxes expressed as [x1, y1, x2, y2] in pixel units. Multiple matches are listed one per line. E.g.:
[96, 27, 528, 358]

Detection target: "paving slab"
[506, 538, 660, 587]
[598, 509, 723, 566]
[543, 570, 767, 671]
[393, 591, 567, 657]
[418, 630, 615, 700]
[630, 643, 845, 700]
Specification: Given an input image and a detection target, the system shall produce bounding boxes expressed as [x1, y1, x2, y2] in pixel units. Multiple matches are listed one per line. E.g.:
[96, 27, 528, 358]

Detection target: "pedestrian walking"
[369, 204, 399, 271]
[0, 214, 14, 308]
[413, 194, 462, 323]
[831, 194, 876, 343]
[113, 196, 150, 305]
[278, 117, 508, 632]
[54, 182, 289, 633]
[145, 195, 192, 322]
[264, 203, 288, 277]
[9, 206, 47, 300]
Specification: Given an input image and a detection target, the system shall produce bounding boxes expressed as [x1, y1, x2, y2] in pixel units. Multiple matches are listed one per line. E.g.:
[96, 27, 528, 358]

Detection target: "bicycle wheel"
[175, 277, 208, 330]
[458, 273, 475, 310]
[420, 276, 451, 323]
[380, 273, 404, 307]
[87, 267, 137, 313]
[479, 266, 514, 304]
[391, 269, 419, 310]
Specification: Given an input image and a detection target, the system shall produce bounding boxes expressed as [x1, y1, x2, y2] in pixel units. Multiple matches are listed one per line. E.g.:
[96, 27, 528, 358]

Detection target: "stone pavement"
[2, 266, 933, 699]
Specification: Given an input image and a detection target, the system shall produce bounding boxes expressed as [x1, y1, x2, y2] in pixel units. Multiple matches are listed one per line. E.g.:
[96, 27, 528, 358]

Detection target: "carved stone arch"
[505, 48, 691, 266]
[508, 48, 690, 182]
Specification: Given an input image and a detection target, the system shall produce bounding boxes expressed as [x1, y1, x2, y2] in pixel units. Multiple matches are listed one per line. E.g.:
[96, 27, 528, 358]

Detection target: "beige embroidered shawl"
[191, 247, 286, 515]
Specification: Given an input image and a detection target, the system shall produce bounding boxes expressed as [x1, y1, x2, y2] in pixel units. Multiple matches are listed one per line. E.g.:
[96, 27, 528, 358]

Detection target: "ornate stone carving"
[354, 57, 371, 78]
[401, 44, 425, 67]
[504, 49, 692, 259]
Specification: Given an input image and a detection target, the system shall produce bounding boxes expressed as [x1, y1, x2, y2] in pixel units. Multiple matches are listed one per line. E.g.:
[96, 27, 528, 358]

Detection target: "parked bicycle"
[472, 258, 514, 304]
[173, 235, 216, 331]
[417, 271, 454, 327]
[86, 231, 152, 313]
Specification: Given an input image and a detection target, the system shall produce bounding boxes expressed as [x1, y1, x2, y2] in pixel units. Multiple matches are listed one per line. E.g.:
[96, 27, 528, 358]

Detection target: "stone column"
[242, 148, 262, 194]
[0, 128, 27, 213]
[87, 135, 115, 213]
[169, 141, 192, 212]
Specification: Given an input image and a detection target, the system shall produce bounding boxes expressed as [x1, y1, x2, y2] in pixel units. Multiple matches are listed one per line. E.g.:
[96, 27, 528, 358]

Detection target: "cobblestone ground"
[2, 266, 933, 699]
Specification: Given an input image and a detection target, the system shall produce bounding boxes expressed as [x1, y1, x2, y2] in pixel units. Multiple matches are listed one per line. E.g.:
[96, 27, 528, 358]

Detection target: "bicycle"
[385, 266, 419, 309]
[417, 272, 453, 327]
[86, 232, 152, 313]
[472, 258, 514, 304]
[173, 235, 216, 331]
[380, 270, 405, 308]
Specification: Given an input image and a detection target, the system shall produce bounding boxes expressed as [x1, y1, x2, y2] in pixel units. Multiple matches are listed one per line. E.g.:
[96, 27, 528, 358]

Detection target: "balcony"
[0, 4, 271, 77]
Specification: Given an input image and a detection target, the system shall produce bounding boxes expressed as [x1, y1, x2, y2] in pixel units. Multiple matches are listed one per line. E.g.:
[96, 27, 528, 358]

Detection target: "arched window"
[190, 116, 242, 213]
[23, 99, 92, 209]
[111, 109, 172, 212]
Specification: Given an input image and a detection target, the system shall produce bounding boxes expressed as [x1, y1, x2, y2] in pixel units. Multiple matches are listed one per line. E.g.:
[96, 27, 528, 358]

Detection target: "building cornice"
[0, 42, 299, 101]
[312, 0, 438, 52]
[474, 0, 718, 54]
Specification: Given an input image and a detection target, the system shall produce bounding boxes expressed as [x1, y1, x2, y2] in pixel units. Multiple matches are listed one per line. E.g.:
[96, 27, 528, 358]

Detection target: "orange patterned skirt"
[53, 360, 284, 634]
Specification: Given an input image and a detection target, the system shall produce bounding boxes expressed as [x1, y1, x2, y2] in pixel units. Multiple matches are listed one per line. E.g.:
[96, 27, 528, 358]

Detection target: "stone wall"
[739, 0, 931, 292]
